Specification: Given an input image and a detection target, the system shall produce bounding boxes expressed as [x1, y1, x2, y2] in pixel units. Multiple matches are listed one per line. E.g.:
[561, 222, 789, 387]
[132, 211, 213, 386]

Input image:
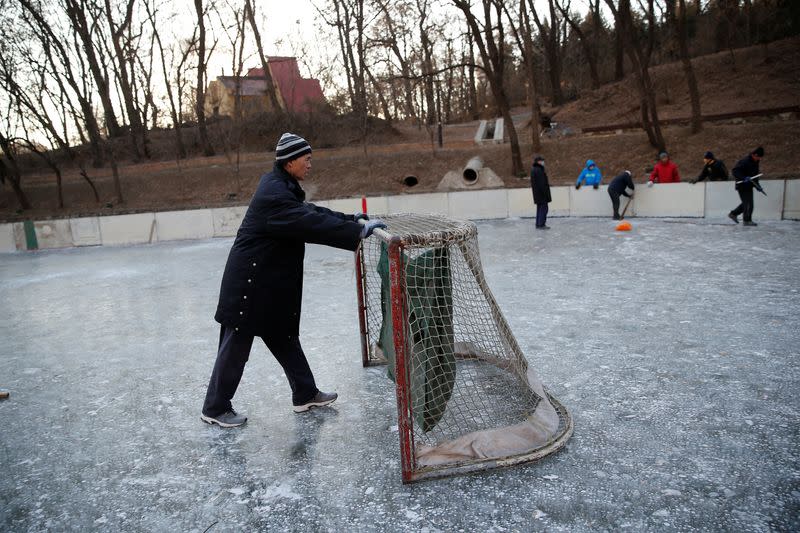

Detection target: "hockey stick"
[735, 174, 767, 196]
[734, 173, 763, 185]
[619, 196, 633, 220]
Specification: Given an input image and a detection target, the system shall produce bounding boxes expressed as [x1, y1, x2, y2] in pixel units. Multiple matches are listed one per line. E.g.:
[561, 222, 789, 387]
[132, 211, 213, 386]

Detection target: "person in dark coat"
[530, 155, 552, 229]
[729, 146, 764, 226]
[690, 151, 728, 183]
[201, 133, 386, 427]
[608, 170, 635, 220]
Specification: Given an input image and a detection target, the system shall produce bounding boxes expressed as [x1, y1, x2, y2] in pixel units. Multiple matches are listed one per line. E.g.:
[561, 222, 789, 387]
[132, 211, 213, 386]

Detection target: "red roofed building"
[205, 57, 326, 117]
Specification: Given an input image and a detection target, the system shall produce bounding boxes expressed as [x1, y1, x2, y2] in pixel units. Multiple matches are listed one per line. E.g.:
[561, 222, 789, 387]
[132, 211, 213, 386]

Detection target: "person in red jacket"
[648, 151, 681, 186]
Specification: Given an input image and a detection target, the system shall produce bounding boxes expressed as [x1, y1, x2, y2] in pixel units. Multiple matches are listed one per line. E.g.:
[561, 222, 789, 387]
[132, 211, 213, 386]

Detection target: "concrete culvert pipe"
[403, 175, 419, 187]
[462, 157, 483, 184]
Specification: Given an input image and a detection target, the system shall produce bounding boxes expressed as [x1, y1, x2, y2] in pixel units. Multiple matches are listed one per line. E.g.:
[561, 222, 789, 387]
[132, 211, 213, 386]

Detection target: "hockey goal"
[354, 213, 573, 483]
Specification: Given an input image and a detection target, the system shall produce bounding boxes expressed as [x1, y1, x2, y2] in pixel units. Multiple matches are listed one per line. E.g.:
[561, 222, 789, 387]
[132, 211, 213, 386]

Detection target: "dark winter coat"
[214, 163, 363, 338]
[732, 154, 760, 191]
[608, 172, 635, 197]
[696, 159, 728, 182]
[530, 162, 551, 205]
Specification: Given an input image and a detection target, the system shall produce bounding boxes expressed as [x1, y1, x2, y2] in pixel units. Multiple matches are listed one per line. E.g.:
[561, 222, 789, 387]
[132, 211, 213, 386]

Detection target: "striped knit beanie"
[275, 133, 312, 162]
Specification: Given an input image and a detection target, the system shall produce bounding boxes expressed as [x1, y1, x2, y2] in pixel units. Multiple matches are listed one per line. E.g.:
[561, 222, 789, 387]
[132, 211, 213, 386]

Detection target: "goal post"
[355, 214, 573, 483]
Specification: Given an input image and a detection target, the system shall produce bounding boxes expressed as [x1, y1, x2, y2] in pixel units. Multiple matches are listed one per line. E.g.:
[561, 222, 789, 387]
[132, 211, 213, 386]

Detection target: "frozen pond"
[1, 217, 798, 532]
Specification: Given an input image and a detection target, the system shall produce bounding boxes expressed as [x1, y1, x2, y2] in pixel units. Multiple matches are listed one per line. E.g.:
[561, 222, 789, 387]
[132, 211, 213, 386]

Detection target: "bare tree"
[0, 131, 31, 210]
[103, 0, 146, 160]
[60, 0, 123, 139]
[0, 20, 100, 206]
[454, 0, 524, 176]
[194, 0, 216, 157]
[145, 0, 189, 159]
[555, 0, 601, 89]
[503, 0, 542, 152]
[244, 0, 283, 113]
[17, 0, 106, 166]
[529, 0, 565, 105]
[365, 66, 393, 122]
[372, 0, 417, 120]
[416, 0, 438, 125]
[605, 0, 665, 150]
[669, 0, 702, 133]
[319, 0, 368, 118]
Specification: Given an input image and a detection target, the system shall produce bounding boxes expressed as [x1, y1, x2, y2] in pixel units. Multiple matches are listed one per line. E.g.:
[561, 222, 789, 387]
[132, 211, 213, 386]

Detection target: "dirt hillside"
[553, 36, 800, 128]
[2, 38, 799, 222]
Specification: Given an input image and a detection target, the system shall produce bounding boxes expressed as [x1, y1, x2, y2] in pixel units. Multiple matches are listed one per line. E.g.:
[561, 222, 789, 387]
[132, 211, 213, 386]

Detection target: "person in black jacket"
[530, 155, 551, 229]
[729, 146, 764, 226]
[608, 170, 635, 220]
[201, 133, 386, 427]
[691, 151, 728, 183]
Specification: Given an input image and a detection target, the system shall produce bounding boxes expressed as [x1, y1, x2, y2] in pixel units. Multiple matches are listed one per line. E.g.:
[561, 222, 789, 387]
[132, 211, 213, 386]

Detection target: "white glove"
[360, 219, 387, 238]
[647, 181, 654, 188]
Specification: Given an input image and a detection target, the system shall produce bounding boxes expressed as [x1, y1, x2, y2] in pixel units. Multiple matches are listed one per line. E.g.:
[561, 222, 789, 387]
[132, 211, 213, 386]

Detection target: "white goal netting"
[355, 213, 573, 481]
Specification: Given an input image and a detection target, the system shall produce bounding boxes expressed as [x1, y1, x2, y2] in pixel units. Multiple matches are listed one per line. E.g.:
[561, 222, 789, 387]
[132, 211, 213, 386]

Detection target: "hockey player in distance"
[729, 146, 766, 227]
[608, 171, 635, 220]
[691, 151, 728, 184]
[575, 159, 603, 190]
[648, 151, 681, 187]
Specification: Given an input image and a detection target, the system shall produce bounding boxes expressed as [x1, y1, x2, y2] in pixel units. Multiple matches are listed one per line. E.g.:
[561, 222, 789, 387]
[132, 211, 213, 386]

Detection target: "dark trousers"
[609, 190, 621, 217]
[535, 203, 549, 227]
[203, 325, 319, 416]
[731, 186, 754, 222]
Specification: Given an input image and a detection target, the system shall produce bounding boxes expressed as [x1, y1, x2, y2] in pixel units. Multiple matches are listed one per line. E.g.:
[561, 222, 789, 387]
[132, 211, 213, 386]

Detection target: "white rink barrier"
[0, 223, 14, 253]
[99, 213, 156, 247]
[570, 185, 614, 217]
[634, 182, 705, 218]
[2, 180, 797, 252]
[783, 180, 800, 220]
[449, 189, 508, 220]
[155, 210, 215, 242]
[705, 180, 785, 220]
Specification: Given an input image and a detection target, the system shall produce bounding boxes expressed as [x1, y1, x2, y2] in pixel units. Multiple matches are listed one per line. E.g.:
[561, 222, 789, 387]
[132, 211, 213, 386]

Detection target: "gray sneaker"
[293, 391, 338, 413]
[201, 409, 247, 428]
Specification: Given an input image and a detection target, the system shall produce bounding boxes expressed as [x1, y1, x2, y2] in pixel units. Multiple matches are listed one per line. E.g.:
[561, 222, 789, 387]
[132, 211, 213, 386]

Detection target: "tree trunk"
[517, 0, 541, 152]
[466, 26, 477, 117]
[614, 25, 625, 80]
[455, 0, 523, 176]
[419, 5, 437, 126]
[18, 0, 105, 166]
[0, 136, 32, 210]
[104, 0, 143, 161]
[194, 0, 215, 157]
[106, 141, 124, 203]
[62, 0, 122, 138]
[79, 166, 101, 202]
[676, 0, 702, 133]
[529, 0, 564, 105]
[244, 0, 283, 112]
[147, 2, 187, 159]
[366, 67, 392, 123]
[555, 0, 600, 89]
[606, 0, 665, 150]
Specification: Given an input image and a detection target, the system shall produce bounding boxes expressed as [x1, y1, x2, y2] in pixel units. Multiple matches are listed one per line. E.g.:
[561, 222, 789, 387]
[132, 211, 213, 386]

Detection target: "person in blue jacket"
[575, 159, 603, 189]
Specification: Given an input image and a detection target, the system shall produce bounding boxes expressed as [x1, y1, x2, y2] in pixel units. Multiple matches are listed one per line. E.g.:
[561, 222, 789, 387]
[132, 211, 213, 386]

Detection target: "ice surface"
[1, 218, 799, 531]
